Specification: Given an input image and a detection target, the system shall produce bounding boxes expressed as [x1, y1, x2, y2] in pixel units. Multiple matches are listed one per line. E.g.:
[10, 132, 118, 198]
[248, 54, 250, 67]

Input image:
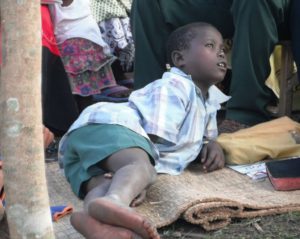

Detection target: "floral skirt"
[98, 17, 134, 72]
[59, 38, 116, 96]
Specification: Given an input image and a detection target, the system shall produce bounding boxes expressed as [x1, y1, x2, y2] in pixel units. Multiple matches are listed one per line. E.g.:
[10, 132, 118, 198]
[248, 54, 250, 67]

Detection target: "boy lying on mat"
[59, 22, 229, 239]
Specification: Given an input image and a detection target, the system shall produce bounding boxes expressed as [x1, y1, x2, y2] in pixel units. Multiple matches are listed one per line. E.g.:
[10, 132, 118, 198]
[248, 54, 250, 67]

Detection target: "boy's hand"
[200, 141, 225, 172]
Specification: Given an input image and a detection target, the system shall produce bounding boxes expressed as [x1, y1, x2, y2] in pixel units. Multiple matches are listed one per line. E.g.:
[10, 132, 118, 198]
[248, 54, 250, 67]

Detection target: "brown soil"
[160, 212, 300, 239]
[1, 212, 300, 238]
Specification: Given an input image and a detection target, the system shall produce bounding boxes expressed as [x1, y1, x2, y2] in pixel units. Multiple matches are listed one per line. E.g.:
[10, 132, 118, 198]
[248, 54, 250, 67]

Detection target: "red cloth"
[41, 5, 60, 56]
[0, 6, 60, 65]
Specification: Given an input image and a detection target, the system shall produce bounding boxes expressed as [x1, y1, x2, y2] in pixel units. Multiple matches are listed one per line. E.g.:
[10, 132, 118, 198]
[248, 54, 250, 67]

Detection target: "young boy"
[60, 22, 229, 239]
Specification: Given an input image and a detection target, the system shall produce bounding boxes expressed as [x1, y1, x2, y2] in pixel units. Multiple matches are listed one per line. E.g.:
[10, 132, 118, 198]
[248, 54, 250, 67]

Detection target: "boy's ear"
[171, 50, 185, 68]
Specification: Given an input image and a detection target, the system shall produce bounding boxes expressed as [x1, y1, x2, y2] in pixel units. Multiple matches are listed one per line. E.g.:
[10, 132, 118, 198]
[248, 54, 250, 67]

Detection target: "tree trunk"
[0, 1, 55, 238]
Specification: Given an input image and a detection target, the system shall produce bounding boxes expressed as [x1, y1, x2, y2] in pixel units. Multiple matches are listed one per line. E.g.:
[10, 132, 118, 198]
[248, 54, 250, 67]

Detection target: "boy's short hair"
[166, 22, 216, 66]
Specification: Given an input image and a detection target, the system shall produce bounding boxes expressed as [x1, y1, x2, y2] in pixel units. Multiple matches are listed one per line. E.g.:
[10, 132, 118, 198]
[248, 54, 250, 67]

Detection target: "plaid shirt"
[59, 67, 230, 175]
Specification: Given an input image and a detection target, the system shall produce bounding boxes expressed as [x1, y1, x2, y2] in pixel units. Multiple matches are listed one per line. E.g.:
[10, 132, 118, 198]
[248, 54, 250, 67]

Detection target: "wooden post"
[0, 0, 55, 238]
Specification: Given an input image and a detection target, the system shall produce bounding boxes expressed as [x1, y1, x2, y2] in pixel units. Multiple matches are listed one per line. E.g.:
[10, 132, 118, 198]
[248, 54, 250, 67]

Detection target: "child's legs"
[71, 211, 142, 239]
[63, 124, 156, 200]
[84, 172, 146, 210]
[83, 174, 112, 211]
[99, 147, 156, 206]
[64, 124, 159, 238]
[87, 148, 159, 239]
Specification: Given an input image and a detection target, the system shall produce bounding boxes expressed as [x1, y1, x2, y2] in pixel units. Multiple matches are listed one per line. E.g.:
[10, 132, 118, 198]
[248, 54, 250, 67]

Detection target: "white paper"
[227, 162, 267, 181]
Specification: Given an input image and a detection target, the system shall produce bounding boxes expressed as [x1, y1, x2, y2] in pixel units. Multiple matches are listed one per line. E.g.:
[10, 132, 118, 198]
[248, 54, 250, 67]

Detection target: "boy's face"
[182, 27, 227, 88]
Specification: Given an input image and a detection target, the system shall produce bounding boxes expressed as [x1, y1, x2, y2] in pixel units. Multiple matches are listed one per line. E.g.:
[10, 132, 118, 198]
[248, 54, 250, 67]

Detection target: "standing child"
[49, 0, 131, 112]
[59, 22, 229, 239]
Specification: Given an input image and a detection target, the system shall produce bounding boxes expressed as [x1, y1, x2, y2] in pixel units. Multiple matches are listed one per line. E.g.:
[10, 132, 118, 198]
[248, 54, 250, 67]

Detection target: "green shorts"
[63, 124, 155, 199]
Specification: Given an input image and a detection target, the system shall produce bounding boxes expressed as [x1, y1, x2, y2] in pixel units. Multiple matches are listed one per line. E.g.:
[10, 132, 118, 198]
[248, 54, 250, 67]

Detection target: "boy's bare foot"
[71, 211, 142, 239]
[88, 198, 160, 239]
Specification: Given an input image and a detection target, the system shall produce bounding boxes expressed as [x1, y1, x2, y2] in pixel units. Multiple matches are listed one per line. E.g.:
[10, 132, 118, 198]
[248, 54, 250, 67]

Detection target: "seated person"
[59, 22, 229, 239]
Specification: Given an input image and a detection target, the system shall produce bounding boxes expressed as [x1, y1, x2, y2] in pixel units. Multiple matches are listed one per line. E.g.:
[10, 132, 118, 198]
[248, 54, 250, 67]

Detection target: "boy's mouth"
[217, 61, 227, 70]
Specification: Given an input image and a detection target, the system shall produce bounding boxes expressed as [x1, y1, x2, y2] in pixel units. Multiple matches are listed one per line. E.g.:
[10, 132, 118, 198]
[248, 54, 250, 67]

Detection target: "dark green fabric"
[131, 0, 290, 125]
[63, 124, 155, 199]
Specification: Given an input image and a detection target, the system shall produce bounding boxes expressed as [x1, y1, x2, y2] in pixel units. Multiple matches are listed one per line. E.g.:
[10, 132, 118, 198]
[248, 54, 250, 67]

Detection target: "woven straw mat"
[47, 162, 300, 234]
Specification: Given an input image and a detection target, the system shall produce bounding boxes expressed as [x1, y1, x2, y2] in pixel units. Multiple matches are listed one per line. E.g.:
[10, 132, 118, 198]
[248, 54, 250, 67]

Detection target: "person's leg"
[71, 211, 143, 239]
[83, 174, 112, 211]
[290, 0, 300, 83]
[88, 147, 159, 239]
[131, 0, 170, 89]
[84, 173, 147, 210]
[73, 95, 95, 113]
[226, 0, 290, 125]
[98, 148, 156, 204]
[42, 47, 79, 136]
[64, 124, 159, 238]
[131, 0, 233, 89]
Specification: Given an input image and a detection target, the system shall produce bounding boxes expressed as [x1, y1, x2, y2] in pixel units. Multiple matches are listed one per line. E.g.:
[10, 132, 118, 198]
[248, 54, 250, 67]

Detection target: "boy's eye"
[205, 43, 214, 48]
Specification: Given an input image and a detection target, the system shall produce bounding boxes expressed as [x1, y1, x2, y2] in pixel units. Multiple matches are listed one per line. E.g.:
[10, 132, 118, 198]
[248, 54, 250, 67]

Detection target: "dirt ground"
[1, 212, 300, 238]
[159, 212, 300, 239]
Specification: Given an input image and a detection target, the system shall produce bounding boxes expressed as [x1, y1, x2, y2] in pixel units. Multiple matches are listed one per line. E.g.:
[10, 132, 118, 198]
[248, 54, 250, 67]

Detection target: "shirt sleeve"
[129, 79, 189, 144]
[204, 112, 218, 140]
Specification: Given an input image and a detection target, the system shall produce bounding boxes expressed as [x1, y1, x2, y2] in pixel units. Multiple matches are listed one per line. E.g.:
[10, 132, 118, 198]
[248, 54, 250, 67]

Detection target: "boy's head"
[166, 22, 227, 89]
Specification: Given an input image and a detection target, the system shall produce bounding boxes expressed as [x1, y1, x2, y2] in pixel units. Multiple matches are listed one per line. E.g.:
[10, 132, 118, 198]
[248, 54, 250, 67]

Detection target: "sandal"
[93, 85, 132, 103]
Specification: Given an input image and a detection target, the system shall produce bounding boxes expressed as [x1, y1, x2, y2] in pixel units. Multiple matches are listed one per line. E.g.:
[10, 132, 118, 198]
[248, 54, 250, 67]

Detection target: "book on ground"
[266, 157, 300, 191]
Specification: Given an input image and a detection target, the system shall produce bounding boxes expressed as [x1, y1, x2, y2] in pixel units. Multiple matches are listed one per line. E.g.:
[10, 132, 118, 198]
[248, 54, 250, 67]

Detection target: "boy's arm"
[199, 140, 225, 172]
[199, 109, 226, 172]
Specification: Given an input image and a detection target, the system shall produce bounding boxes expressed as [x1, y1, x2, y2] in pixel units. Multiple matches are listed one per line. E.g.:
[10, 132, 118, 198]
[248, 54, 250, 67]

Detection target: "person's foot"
[88, 198, 160, 239]
[218, 119, 250, 134]
[71, 211, 142, 239]
[93, 85, 132, 103]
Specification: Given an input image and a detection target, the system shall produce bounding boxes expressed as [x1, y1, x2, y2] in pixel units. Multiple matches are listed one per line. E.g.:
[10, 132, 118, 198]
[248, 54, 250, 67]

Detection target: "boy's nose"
[218, 50, 225, 58]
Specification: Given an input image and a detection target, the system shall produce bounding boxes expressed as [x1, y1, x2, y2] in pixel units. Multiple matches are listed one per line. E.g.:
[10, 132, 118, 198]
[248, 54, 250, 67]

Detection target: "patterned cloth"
[98, 17, 134, 71]
[58, 38, 116, 96]
[59, 67, 230, 175]
[90, 0, 132, 23]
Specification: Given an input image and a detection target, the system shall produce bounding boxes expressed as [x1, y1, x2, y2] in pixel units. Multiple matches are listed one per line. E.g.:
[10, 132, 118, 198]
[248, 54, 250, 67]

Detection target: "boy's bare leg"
[71, 211, 142, 239]
[83, 174, 112, 211]
[88, 148, 160, 239]
[84, 173, 148, 211]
